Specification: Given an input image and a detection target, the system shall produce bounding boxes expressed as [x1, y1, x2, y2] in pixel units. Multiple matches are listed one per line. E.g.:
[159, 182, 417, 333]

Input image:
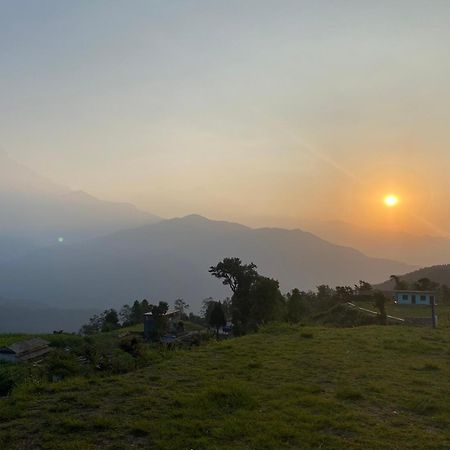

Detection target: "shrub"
[45, 350, 83, 380]
[109, 349, 135, 374]
[0, 363, 28, 396]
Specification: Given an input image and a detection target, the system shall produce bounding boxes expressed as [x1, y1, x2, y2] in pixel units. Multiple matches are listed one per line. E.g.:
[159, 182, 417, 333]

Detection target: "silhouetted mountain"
[300, 220, 450, 266]
[0, 153, 160, 260]
[376, 264, 450, 290]
[0, 215, 413, 312]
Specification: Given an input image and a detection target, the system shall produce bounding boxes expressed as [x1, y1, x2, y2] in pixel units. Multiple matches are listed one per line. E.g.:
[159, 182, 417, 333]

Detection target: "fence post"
[431, 296, 437, 329]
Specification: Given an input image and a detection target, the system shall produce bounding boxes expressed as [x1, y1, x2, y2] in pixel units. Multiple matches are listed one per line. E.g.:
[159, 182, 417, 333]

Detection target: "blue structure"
[393, 290, 437, 306]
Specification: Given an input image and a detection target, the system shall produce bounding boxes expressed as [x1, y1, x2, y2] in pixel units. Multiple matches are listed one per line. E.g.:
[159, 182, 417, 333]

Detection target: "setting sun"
[384, 194, 399, 207]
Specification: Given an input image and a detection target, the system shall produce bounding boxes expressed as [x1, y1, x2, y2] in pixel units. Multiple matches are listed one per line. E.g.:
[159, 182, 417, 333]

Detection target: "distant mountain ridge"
[0, 153, 161, 260]
[301, 219, 450, 266]
[0, 214, 413, 312]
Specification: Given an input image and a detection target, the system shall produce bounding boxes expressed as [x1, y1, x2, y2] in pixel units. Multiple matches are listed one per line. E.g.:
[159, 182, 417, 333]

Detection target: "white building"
[393, 290, 437, 306]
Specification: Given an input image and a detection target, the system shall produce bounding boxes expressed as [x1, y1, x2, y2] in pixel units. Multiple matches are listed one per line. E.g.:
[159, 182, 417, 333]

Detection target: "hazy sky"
[2, 1, 450, 234]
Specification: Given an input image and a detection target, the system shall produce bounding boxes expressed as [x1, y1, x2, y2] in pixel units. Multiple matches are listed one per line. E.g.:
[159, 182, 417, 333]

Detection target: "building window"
[420, 295, 426, 302]
[430, 295, 435, 302]
[402, 294, 408, 301]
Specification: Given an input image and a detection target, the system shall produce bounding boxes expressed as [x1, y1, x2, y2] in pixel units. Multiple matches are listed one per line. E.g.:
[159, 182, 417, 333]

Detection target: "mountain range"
[300, 220, 450, 267]
[0, 152, 160, 261]
[0, 214, 413, 312]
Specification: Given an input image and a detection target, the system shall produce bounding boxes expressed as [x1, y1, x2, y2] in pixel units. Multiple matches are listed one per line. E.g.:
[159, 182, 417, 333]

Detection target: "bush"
[46, 350, 84, 380]
[0, 363, 28, 396]
[109, 349, 135, 374]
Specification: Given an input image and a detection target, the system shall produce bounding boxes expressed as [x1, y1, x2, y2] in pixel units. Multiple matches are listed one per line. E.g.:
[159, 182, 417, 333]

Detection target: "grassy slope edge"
[1, 324, 450, 450]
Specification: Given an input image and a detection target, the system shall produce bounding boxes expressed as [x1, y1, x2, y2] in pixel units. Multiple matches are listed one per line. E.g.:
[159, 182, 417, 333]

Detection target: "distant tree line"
[80, 299, 177, 335]
[81, 259, 448, 337]
[208, 258, 398, 333]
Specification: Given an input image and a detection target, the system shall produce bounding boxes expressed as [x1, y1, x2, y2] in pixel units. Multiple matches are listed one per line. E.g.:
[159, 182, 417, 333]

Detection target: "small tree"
[208, 301, 227, 339]
[373, 291, 387, 324]
[414, 277, 439, 291]
[286, 288, 307, 323]
[390, 275, 408, 290]
[101, 309, 120, 332]
[174, 298, 190, 318]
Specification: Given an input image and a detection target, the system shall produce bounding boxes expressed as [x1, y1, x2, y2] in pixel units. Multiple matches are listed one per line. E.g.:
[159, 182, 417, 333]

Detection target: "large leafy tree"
[209, 258, 258, 333]
[209, 257, 258, 296]
[209, 258, 283, 333]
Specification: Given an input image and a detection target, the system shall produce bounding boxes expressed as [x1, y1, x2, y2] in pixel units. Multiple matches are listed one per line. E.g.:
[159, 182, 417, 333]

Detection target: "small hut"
[0, 338, 50, 363]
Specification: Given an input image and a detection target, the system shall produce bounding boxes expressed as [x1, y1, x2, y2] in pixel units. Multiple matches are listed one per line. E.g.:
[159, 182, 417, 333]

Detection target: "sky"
[1, 0, 450, 234]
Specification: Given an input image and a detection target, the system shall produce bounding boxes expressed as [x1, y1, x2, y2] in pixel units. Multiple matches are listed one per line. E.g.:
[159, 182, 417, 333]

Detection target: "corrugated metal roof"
[7, 338, 50, 357]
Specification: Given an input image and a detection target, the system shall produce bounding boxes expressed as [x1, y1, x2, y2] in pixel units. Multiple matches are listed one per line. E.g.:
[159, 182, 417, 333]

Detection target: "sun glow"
[384, 194, 399, 207]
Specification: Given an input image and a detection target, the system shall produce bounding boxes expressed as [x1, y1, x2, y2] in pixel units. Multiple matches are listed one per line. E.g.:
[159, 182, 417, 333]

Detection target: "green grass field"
[1, 324, 449, 449]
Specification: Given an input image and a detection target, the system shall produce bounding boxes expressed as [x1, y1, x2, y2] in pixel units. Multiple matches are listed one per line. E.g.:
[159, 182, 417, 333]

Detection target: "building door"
[411, 295, 416, 304]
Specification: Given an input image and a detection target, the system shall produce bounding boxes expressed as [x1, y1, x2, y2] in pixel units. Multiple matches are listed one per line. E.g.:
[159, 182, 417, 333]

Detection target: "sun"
[384, 194, 399, 207]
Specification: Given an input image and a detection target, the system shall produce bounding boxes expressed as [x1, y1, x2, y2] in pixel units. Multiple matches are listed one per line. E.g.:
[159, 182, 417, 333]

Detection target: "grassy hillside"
[1, 324, 450, 449]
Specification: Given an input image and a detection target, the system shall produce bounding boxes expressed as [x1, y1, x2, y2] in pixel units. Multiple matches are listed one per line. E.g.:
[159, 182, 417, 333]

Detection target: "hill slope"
[1, 324, 449, 449]
[0, 215, 413, 311]
[377, 264, 450, 290]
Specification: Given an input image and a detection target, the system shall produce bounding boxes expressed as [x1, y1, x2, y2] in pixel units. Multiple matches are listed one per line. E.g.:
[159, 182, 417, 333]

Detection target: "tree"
[174, 298, 190, 318]
[80, 314, 103, 335]
[101, 309, 120, 332]
[373, 291, 387, 324]
[335, 286, 354, 302]
[209, 258, 258, 296]
[208, 302, 227, 339]
[248, 277, 285, 326]
[130, 300, 143, 324]
[414, 277, 439, 291]
[119, 304, 132, 327]
[286, 288, 307, 323]
[221, 297, 232, 321]
[316, 285, 333, 299]
[201, 297, 216, 322]
[80, 309, 120, 334]
[209, 258, 259, 334]
[390, 275, 408, 290]
[145, 301, 169, 340]
[150, 301, 169, 318]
